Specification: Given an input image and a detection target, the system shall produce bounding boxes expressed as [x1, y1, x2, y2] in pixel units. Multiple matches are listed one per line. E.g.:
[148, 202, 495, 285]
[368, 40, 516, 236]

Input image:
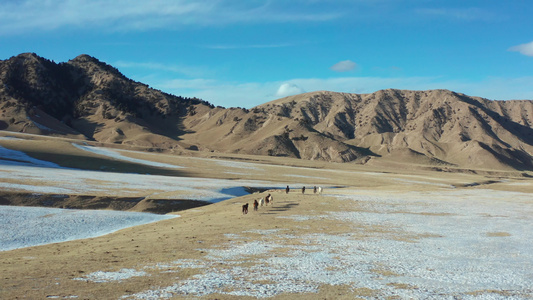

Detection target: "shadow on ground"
[261, 201, 299, 214]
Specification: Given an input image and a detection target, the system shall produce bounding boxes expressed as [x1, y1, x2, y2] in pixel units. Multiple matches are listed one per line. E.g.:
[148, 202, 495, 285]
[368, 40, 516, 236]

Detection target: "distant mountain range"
[2, 53, 533, 171]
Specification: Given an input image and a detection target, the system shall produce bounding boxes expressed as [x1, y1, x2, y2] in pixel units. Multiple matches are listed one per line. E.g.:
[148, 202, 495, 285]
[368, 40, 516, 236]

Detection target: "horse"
[286, 185, 290, 194]
[317, 186, 322, 194]
[242, 203, 249, 214]
[266, 194, 273, 205]
[259, 197, 265, 207]
[302, 186, 306, 194]
[253, 199, 259, 211]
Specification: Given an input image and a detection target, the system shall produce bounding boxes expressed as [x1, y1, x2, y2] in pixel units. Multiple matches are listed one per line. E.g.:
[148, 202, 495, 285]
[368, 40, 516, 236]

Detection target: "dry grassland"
[1, 132, 532, 299]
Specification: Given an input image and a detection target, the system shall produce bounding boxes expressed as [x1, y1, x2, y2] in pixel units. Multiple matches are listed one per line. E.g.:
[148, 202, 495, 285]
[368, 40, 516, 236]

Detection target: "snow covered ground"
[2, 142, 533, 298]
[0, 144, 281, 252]
[0, 144, 280, 200]
[0, 205, 177, 251]
[0, 164, 278, 200]
[105, 189, 532, 299]
[0, 145, 62, 168]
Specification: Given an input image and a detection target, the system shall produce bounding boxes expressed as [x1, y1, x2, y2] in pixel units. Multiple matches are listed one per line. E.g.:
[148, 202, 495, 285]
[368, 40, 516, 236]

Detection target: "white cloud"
[508, 41, 533, 57]
[0, 0, 341, 35]
[275, 83, 306, 98]
[330, 60, 357, 72]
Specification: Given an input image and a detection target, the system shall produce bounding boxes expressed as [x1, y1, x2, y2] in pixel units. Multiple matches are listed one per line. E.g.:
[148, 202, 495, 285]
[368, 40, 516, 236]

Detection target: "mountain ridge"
[1, 53, 533, 171]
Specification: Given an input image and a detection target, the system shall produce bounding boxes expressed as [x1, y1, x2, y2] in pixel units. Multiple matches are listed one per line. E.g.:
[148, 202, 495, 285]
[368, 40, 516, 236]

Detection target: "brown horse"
[242, 203, 249, 214]
[253, 199, 259, 211]
[266, 194, 273, 205]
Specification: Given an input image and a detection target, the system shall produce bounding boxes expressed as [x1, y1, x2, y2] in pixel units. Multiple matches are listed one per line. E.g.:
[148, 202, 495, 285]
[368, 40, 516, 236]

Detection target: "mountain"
[1, 53, 533, 171]
[255, 90, 533, 171]
[0, 53, 213, 148]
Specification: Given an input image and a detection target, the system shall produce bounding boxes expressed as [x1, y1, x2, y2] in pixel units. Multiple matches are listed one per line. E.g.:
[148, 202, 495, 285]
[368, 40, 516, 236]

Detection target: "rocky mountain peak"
[71, 54, 99, 62]
[67, 54, 126, 80]
[13, 52, 41, 61]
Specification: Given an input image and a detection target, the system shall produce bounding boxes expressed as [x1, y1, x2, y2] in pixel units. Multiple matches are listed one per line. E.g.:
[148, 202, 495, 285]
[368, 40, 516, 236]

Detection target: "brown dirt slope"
[1, 53, 533, 170]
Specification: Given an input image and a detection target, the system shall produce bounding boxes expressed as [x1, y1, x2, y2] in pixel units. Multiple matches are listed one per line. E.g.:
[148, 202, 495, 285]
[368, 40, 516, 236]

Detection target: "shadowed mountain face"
[1, 53, 533, 171]
[0, 53, 213, 147]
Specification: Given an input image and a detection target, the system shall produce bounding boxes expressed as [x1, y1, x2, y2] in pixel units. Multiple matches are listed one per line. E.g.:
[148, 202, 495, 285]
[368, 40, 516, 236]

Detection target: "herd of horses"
[242, 185, 323, 214]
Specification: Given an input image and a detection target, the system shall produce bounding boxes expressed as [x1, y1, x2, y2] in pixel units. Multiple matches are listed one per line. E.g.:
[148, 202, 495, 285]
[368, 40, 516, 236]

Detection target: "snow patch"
[72, 144, 184, 169]
[0, 136, 24, 141]
[75, 268, 148, 283]
[0, 165, 280, 201]
[0, 206, 177, 251]
[0, 145, 62, 168]
[31, 120, 55, 132]
[214, 159, 262, 170]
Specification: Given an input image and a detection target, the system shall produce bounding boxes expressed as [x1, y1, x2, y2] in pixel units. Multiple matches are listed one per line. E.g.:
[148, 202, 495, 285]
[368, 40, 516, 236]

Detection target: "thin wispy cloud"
[0, 0, 206, 33]
[159, 78, 221, 90]
[508, 41, 533, 57]
[415, 7, 495, 21]
[114, 61, 209, 78]
[204, 43, 296, 50]
[0, 0, 342, 35]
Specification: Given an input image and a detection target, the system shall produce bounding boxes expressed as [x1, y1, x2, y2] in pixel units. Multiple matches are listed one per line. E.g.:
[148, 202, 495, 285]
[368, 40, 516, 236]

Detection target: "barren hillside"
[1, 53, 533, 171]
[255, 90, 533, 170]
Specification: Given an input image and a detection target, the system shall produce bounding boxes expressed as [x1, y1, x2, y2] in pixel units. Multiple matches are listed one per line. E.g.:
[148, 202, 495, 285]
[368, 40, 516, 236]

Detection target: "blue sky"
[0, 0, 532, 108]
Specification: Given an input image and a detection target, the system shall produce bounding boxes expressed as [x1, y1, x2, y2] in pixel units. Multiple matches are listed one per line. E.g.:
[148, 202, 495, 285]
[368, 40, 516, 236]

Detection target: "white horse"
[317, 187, 322, 194]
[259, 197, 265, 206]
